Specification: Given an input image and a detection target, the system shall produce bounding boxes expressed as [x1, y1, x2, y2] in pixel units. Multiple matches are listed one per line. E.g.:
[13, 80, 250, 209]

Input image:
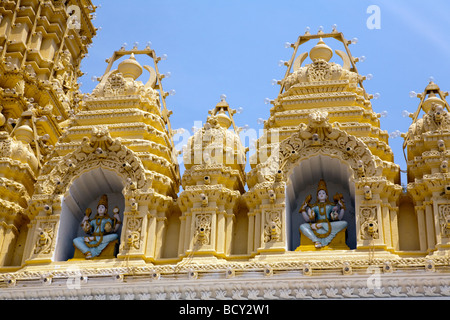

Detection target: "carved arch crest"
[35, 126, 148, 196]
[279, 111, 378, 180]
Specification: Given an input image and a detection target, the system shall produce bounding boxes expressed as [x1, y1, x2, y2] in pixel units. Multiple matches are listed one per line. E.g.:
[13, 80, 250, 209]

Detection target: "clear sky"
[79, 0, 450, 185]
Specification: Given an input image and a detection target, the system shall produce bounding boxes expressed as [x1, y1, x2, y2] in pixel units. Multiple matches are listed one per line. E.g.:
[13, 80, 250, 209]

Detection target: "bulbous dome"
[309, 38, 333, 62]
[118, 53, 143, 80]
[214, 100, 232, 129]
[422, 92, 445, 114]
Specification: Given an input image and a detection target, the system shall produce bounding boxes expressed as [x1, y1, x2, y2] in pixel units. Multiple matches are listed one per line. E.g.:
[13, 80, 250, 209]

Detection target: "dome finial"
[309, 38, 333, 62]
[118, 53, 143, 80]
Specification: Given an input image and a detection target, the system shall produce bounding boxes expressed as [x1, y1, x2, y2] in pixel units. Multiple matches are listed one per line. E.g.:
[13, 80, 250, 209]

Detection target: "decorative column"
[424, 199, 436, 251]
[118, 192, 153, 260]
[243, 180, 286, 255]
[355, 181, 385, 251]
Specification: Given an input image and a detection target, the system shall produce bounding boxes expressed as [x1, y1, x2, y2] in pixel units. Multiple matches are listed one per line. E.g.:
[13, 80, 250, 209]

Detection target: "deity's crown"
[97, 194, 108, 210]
[316, 179, 328, 195]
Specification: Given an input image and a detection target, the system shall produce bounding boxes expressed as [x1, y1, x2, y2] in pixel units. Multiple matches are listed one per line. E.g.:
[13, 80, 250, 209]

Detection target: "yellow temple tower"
[0, 1, 449, 300]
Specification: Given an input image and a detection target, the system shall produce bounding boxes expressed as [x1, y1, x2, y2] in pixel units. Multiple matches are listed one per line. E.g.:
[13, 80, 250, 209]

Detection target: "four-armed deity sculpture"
[73, 194, 122, 259]
[298, 179, 347, 249]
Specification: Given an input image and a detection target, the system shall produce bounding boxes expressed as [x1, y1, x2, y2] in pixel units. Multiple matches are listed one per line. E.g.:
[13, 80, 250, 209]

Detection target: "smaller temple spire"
[208, 95, 239, 133]
[403, 80, 450, 154]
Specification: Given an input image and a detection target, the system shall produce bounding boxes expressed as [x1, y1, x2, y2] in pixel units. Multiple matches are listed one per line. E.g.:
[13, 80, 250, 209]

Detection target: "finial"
[117, 53, 143, 80]
[309, 38, 333, 62]
[422, 91, 445, 113]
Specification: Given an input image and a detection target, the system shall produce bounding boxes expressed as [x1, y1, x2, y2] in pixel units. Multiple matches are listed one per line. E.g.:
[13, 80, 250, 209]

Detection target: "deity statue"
[73, 194, 122, 259]
[299, 179, 347, 249]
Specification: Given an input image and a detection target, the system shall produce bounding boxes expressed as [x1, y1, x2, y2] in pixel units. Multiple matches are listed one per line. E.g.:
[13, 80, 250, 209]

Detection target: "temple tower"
[404, 81, 450, 254]
[249, 31, 398, 187]
[246, 28, 402, 254]
[22, 46, 181, 263]
[178, 97, 246, 259]
[0, 0, 96, 266]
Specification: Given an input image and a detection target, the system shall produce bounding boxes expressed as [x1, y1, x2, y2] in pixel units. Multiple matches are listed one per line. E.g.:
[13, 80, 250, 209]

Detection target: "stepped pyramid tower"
[0, 3, 449, 300]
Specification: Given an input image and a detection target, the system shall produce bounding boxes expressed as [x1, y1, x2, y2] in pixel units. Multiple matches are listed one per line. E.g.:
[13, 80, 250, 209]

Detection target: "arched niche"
[285, 154, 356, 250]
[53, 167, 125, 261]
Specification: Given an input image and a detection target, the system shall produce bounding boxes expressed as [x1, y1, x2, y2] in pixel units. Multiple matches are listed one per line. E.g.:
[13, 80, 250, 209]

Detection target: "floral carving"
[283, 58, 354, 90]
[91, 68, 159, 103]
[307, 60, 333, 82]
[34, 222, 56, 255]
[103, 72, 126, 96]
[195, 214, 212, 245]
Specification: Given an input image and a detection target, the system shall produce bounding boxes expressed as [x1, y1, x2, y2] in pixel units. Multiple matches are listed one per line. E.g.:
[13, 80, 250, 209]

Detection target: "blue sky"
[80, 0, 450, 184]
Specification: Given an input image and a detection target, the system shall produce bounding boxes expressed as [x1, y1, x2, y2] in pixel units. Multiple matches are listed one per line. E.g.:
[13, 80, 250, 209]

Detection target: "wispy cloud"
[383, 1, 450, 56]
